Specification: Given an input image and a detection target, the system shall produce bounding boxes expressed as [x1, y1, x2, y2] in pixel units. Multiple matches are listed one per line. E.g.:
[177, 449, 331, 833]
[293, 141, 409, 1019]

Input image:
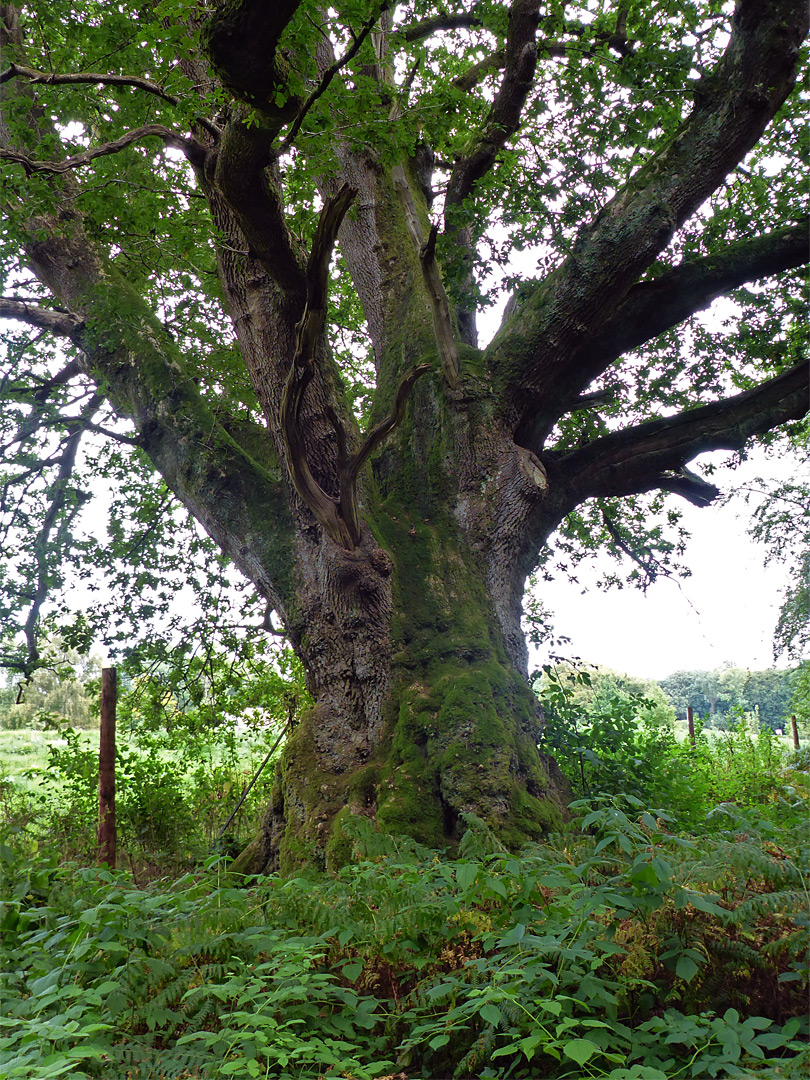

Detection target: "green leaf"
[428, 1033, 450, 1050]
[685, 891, 725, 915]
[675, 955, 699, 983]
[479, 1002, 503, 1026]
[220, 1059, 250, 1075]
[484, 876, 507, 898]
[563, 1037, 599, 1065]
[455, 862, 479, 891]
[498, 922, 526, 946]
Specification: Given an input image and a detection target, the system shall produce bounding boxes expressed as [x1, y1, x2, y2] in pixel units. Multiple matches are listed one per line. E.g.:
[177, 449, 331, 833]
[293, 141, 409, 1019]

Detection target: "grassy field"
[0, 726, 96, 791]
[0, 724, 277, 782]
[0, 722, 283, 874]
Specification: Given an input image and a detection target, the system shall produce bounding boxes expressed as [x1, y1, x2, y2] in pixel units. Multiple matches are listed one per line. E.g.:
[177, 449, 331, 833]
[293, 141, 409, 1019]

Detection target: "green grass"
[0, 722, 283, 879]
[0, 727, 93, 792]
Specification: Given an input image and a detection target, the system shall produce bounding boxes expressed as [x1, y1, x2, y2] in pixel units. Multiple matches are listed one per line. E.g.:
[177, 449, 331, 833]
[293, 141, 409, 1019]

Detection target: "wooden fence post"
[98, 667, 117, 869]
[791, 715, 800, 751]
[687, 706, 695, 749]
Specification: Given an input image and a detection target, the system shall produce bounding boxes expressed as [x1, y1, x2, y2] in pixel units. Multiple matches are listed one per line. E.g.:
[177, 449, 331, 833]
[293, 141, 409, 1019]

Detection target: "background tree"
[1, 0, 807, 871]
[658, 665, 799, 729]
[538, 663, 675, 727]
[742, 667, 797, 731]
[659, 669, 719, 723]
[744, 427, 810, 662]
[0, 636, 102, 729]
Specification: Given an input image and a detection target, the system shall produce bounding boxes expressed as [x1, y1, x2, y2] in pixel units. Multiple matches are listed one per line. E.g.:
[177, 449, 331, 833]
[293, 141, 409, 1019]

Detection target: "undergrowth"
[2, 679, 808, 1078]
[1, 796, 808, 1080]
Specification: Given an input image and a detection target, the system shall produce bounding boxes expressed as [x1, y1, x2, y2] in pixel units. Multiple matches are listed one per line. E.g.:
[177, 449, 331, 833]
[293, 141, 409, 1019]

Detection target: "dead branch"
[391, 168, 460, 390]
[0, 296, 80, 336]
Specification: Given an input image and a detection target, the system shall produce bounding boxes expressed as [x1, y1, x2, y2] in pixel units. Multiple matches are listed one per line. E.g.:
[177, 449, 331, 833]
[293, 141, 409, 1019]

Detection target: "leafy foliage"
[743, 432, 810, 661]
[2, 681, 809, 1078]
[1, 782, 808, 1079]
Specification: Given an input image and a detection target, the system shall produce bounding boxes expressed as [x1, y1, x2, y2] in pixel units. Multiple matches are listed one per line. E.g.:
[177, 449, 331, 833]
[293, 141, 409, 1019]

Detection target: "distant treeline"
[657, 665, 802, 730]
[1, 649, 806, 735]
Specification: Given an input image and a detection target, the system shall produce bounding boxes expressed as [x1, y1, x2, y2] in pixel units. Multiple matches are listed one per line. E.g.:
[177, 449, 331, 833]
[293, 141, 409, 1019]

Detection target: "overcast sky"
[527, 449, 797, 681]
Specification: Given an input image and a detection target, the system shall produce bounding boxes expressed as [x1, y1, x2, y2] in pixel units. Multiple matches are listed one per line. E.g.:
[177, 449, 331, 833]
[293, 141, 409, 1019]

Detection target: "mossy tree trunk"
[257, 475, 573, 873]
[1, 1, 808, 872]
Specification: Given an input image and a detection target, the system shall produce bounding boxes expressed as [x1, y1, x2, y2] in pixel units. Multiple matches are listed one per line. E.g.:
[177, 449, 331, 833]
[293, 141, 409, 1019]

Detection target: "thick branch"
[11, 235, 295, 613]
[523, 219, 810, 448]
[213, 120, 307, 299]
[548, 362, 809, 513]
[403, 12, 484, 43]
[492, 0, 809, 438]
[280, 185, 358, 548]
[452, 48, 506, 93]
[1, 4, 295, 610]
[0, 296, 79, 336]
[201, 0, 301, 118]
[445, 0, 540, 216]
[0, 124, 206, 172]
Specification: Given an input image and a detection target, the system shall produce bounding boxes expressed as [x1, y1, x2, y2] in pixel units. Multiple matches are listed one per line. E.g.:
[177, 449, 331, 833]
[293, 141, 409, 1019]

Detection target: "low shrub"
[1, 797, 807, 1079]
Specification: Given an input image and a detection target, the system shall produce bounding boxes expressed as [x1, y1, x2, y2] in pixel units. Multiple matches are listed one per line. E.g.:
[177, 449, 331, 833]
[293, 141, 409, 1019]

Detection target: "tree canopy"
[0, 0, 808, 866]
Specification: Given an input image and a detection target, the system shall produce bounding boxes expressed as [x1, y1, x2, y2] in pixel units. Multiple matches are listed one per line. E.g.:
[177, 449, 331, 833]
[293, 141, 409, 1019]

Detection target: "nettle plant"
[1, 798, 808, 1079]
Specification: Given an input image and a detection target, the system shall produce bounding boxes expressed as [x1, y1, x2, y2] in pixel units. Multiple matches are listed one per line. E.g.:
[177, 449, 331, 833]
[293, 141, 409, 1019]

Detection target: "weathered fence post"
[790, 715, 800, 751]
[98, 667, 117, 868]
[687, 706, 695, 750]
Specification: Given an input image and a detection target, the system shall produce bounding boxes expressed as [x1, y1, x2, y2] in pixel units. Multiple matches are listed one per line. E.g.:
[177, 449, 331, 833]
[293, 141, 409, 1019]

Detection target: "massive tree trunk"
[1, 0, 808, 872]
[263, 513, 570, 872]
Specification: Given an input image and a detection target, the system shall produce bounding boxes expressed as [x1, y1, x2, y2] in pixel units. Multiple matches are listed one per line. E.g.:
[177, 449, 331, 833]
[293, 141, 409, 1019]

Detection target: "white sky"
[527, 449, 797, 680]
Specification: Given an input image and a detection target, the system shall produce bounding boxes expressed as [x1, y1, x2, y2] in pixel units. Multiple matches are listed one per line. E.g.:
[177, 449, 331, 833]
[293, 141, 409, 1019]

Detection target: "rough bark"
[1, 0, 808, 873]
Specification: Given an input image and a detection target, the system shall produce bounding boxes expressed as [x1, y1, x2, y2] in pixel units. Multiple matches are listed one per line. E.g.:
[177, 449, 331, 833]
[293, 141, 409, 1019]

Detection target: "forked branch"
[8, 394, 102, 681]
[331, 363, 431, 541]
[282, 185, 430, 548]
[549, 361, 810, 512]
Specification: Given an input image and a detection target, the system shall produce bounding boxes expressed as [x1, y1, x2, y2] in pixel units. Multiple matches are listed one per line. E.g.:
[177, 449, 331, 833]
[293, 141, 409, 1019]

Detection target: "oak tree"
[1, 0, 807, 871]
